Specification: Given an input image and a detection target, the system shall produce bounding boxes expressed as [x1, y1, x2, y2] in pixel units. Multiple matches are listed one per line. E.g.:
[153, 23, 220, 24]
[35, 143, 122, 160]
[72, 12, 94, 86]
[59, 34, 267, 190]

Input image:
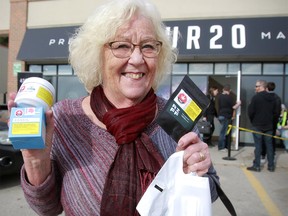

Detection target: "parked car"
[0, 105, 23, 177]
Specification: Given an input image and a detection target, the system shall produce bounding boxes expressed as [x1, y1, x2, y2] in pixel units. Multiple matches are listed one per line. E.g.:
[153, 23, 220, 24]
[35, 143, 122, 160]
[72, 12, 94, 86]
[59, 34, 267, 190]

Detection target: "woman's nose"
[129, 47, 144, 64]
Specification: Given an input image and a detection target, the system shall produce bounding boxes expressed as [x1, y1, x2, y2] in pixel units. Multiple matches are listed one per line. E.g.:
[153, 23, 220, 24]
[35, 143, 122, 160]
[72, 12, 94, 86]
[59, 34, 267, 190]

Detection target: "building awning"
[17, 17, 288, 63]
[17, 26, 79, 62]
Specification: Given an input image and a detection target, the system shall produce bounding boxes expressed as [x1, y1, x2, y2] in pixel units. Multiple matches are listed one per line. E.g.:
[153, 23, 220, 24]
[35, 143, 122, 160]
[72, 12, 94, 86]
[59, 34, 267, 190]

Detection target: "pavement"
[210, 144, 288, 216]
[0, 145, 287, 216]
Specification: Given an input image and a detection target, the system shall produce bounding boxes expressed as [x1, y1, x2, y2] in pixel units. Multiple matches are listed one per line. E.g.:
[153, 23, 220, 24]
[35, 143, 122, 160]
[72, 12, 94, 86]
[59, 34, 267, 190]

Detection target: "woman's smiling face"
[101, 15, 159, 108]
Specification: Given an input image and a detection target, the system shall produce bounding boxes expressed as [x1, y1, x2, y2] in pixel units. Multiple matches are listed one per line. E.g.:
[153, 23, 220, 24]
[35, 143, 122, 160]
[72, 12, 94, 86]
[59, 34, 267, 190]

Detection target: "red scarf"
[90, 86, 164, 216]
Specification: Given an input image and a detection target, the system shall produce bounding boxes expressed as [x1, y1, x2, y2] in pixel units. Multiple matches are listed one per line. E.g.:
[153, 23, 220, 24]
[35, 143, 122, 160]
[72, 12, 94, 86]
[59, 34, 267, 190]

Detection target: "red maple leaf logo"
[178, 93, 187, 104]
[15, 110, 23, 116]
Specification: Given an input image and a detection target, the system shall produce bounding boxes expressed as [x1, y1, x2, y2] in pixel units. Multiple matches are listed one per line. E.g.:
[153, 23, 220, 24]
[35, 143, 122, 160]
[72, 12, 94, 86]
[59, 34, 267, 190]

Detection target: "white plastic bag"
[137, 151, 211, 216]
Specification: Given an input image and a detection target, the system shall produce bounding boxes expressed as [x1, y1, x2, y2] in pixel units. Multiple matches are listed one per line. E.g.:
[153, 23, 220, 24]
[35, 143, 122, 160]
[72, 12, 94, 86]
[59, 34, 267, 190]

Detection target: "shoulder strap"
[211, 175, 237, 216]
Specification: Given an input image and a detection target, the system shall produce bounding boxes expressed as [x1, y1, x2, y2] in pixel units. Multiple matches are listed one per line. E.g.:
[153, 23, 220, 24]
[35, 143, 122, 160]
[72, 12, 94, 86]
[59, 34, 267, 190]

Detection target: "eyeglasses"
[107, 40, 162, 58]
[255, 85, 261, 88]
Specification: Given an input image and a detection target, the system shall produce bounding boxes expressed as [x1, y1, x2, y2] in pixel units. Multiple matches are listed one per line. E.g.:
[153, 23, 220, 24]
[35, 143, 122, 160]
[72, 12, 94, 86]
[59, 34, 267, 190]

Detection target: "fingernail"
[178, 140, 184, 147]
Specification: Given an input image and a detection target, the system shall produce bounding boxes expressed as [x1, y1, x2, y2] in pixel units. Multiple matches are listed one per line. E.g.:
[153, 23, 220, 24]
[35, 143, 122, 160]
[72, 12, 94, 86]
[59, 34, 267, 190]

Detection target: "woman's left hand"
[176, 132, 211, 176]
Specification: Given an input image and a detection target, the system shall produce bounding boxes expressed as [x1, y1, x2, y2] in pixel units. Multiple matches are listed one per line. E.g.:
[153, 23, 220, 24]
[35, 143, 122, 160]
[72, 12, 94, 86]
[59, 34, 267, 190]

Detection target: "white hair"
[69, 0, 177, 93]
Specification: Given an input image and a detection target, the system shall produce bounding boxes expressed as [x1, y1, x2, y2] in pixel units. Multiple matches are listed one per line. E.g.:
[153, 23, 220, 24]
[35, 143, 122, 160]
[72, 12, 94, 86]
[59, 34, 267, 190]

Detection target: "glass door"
[208, 72, 241, 150]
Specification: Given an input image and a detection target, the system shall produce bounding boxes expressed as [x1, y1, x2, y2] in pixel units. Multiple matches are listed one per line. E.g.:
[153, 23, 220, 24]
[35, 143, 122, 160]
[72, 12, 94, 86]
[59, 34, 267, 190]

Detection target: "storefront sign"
[164, 17, 287, 59]
[17, 17, 287, 61]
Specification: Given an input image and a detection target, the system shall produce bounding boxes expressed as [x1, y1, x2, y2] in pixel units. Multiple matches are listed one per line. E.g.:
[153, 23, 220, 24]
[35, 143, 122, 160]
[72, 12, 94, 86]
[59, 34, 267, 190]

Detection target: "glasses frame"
[107, 40, 162, 59]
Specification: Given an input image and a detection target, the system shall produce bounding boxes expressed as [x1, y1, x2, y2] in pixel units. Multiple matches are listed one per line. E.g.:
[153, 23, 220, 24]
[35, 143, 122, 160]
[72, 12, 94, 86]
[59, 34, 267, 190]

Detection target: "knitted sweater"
[21, 97, 219, 216]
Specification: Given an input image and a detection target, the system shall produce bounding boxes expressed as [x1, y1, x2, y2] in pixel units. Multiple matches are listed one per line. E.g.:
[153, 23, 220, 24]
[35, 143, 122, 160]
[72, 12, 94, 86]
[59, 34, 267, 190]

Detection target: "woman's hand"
[176, 132, 211, 176]
[7, 92, 17, 110]
[8, 92, 54, 186]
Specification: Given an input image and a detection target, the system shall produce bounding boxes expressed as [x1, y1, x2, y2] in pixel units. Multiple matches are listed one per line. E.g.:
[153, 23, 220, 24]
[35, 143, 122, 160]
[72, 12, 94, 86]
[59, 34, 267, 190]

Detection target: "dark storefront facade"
[17, 16, 288, 145]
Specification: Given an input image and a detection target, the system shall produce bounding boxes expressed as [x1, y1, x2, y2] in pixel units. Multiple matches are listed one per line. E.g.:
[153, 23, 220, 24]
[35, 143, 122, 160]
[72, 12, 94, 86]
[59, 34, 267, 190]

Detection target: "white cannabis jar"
[14, 77, 55, 111]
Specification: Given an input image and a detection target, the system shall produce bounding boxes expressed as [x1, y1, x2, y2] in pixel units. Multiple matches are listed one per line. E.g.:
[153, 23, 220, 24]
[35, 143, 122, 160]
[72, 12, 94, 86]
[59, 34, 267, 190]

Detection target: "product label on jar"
[37, 86, 53, 107]
[11, 122, 40, 135]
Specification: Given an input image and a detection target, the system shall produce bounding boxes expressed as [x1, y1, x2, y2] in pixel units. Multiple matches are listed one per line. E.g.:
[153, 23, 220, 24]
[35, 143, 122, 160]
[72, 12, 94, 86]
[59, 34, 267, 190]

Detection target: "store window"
[172, 63, 187, 74]
[29, 65, 42, 72]
[214, 63, 226, 74]
[171, 75, 207, 94]
[27, 62, 287, 104]
[171, 75, 185, 92]
[263, 63, 283, 75]
[228, 63, 240, 74]
[188, 75, 207, 93]
[58, 65, 73, 75]
[28, 64, 86, 102]
[242, 63, 261, 75]
[156, 74, 171, 100]
[43, 65, 57, 76]
[214, 63, 239, 75]
[57, 76, 87, 101]
[189, 63, 213, 75]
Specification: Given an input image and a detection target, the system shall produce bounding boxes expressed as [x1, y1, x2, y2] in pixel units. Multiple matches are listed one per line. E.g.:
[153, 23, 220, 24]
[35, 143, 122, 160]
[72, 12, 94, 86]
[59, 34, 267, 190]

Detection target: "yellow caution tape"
[227, 124, 288, 141]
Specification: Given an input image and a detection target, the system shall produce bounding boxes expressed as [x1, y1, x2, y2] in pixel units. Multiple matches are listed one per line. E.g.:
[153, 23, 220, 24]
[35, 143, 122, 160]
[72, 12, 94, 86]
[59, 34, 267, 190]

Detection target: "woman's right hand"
[8, 92, 54, 186]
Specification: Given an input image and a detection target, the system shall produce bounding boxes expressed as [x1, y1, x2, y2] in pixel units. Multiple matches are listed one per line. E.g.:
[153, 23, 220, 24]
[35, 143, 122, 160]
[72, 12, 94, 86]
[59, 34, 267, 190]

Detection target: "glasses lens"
[109, 41, 132, 58]
[108, 40, 162, 58]
[141, 41, 161, 58]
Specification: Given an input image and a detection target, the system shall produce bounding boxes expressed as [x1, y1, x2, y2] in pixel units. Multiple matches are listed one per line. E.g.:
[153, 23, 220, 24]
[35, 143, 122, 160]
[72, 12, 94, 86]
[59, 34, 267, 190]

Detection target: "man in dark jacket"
[247, 80, 277, 172]
[261, 82, 282, 161]
[217, 84, 241, 151]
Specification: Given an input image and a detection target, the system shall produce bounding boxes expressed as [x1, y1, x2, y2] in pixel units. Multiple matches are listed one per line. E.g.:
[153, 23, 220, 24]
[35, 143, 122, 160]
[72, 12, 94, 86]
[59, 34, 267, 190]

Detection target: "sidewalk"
[1, 145, 287, 216]
[210, 145, 288, 216]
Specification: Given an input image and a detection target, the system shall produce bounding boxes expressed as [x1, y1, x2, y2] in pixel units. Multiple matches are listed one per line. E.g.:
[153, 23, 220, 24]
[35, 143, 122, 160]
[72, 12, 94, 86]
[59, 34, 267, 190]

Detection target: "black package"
[156, 75, 210, 142]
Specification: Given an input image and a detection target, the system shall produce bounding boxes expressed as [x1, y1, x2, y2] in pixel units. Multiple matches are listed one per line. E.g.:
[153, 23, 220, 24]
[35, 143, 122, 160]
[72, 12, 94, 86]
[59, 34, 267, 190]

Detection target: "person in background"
[203, 86, 219, 146]
[277, 104, 288, 153]
[247, 80, 277, 172]
[261, 81, 282, 163]
[217, 84, 241, 151]
[8, 0, 219, 215]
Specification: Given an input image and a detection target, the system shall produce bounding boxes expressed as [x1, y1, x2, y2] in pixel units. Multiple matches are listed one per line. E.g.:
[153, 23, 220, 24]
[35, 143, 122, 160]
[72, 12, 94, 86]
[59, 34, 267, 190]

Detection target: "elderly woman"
[9, 0, 219, 215]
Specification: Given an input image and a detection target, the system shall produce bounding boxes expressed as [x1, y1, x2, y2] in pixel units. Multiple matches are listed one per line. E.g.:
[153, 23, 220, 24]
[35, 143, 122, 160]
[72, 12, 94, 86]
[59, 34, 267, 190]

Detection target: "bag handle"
[170, 151, 198, 177]
[172, 152, 237, 215]
[210, 175, 237, 216]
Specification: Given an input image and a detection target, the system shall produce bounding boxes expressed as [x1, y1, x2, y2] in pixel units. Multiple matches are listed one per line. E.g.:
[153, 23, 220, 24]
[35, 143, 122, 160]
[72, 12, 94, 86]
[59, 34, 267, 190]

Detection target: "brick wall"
[7, 0, 27, 94]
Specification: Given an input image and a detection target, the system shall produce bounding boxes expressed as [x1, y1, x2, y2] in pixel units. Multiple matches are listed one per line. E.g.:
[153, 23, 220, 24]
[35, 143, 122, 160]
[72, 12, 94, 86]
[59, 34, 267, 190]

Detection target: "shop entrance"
[208, 72, 241, 150]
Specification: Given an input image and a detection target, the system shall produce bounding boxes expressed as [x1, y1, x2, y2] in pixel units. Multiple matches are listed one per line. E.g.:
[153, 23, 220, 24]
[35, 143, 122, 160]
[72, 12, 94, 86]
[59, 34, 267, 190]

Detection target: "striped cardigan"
[21, 97, 219, 215]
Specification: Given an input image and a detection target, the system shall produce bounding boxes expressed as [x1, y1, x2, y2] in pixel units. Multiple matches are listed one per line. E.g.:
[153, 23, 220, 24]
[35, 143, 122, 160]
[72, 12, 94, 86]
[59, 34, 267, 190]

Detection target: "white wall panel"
[26, 0, 288, 28]
[0, 0, 10, 31]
